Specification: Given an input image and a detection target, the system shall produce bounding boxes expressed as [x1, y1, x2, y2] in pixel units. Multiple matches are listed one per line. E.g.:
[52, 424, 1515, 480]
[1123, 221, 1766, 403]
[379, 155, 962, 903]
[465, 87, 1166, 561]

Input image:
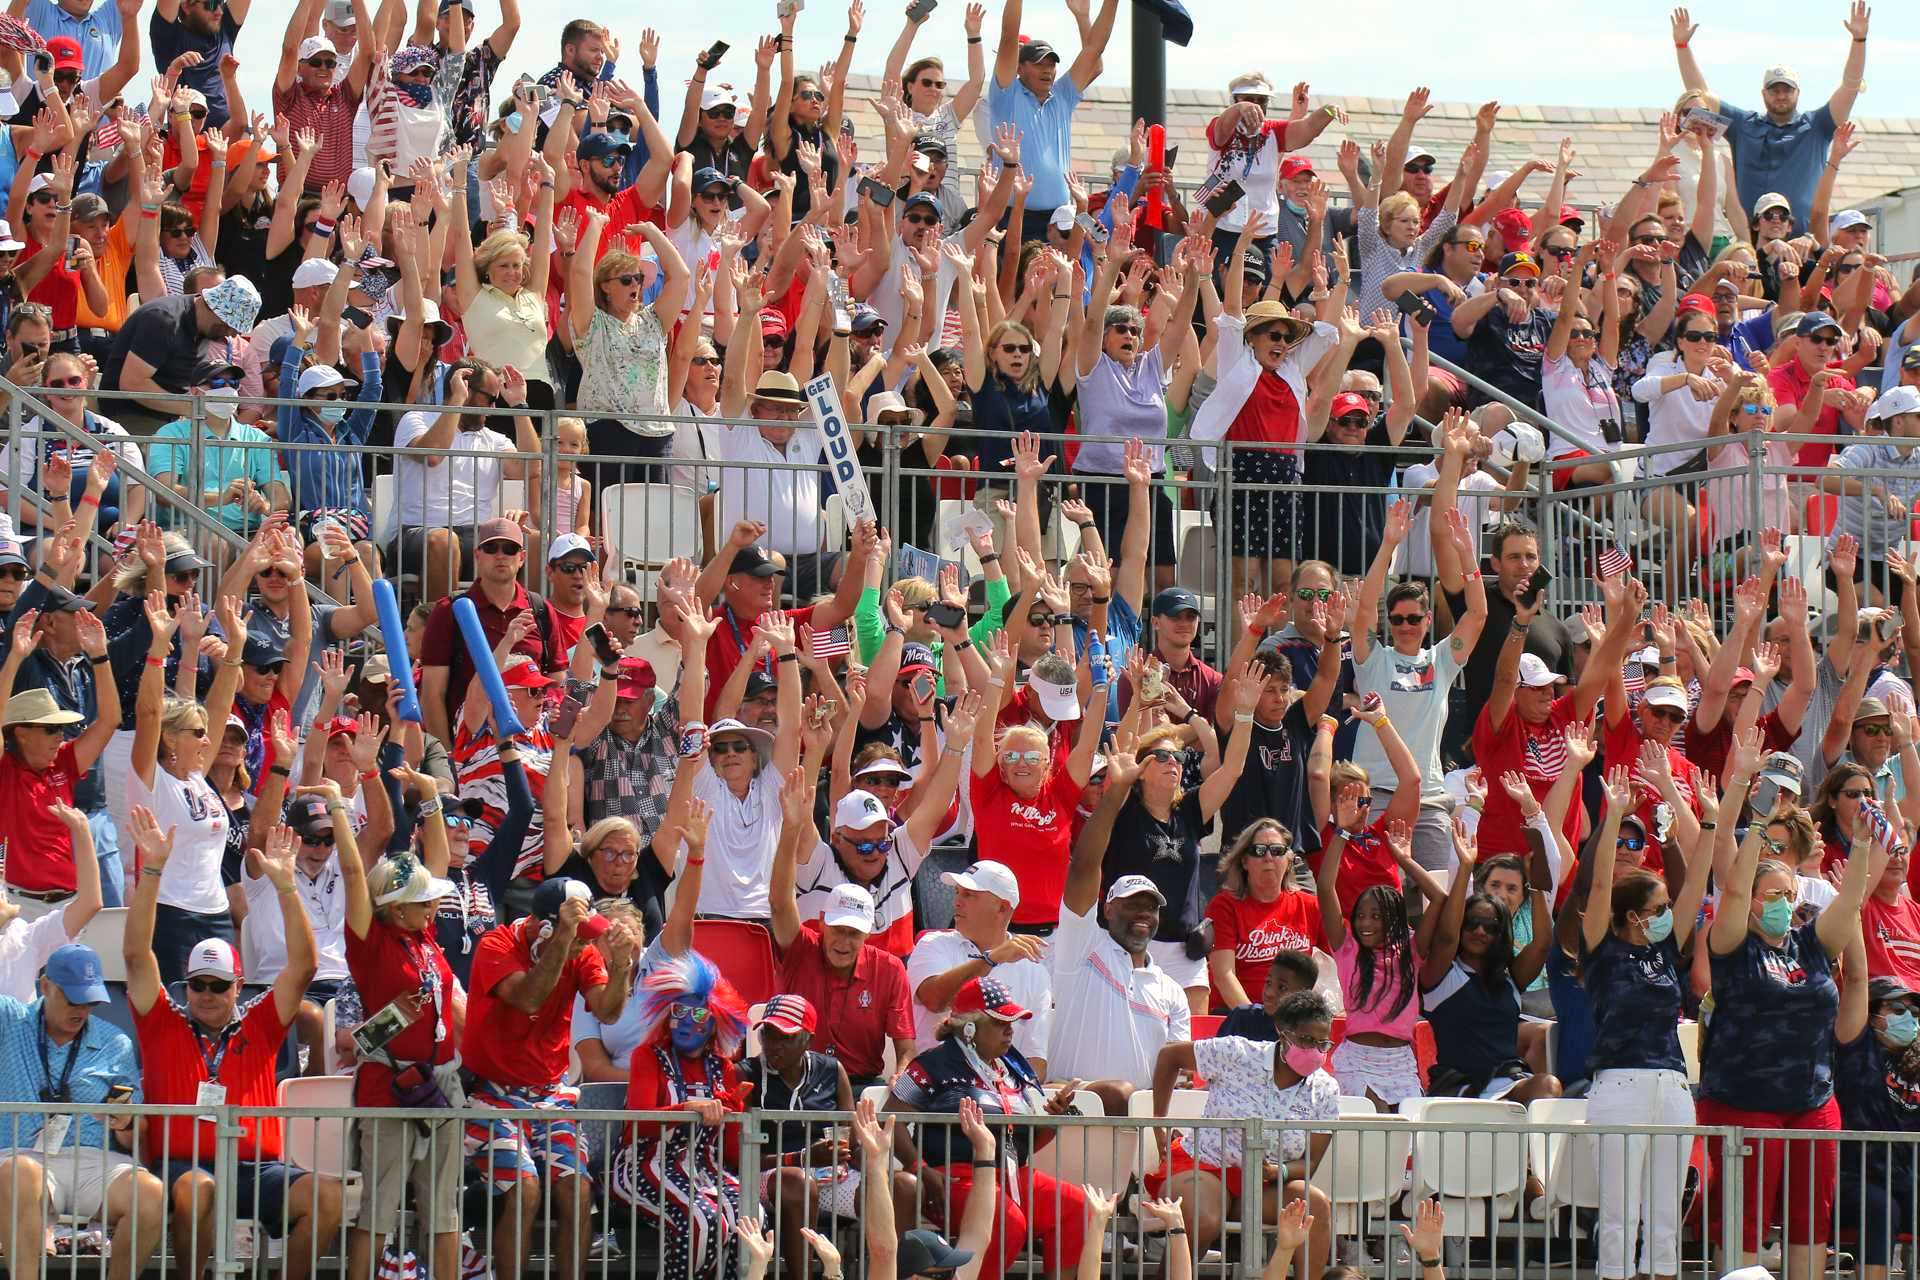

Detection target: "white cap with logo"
[186, 939, 243, 982]
[941, 860, 1020, 908]
[820, 883, 877, 933]
[1517, 653, 1565, 689]
[833, 789, 893, 833]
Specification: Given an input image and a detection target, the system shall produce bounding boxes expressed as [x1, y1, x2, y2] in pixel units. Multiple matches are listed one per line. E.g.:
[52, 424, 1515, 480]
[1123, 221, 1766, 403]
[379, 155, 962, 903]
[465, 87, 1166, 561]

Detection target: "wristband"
[357, 768, 379, 782]
[1166, 1229, 1189, 1238]
[224, 656, 245, 667]
[1051, 613, 1074, 627]
[1234, 711, 1254, 724]
[687, 857, 706, 866]
[778, 652, 799, 663]
[270, 764, 292, 777]
[988, 676, 1006, 688]
[917, 715, 935, 723]
[967, 35, 982, 42]
[844, 33, 857, 41]
[79, 494, 99, 508]
[1317, 715, 1339, 734]
[416, 798, 442, 818]
[885, 624, 905, 637]
[1002, 159, 1017, 169]
[1510, 618, 1530, 634]
[210, 161, 226, 170]
[1699, 821, 1717, 831]
[1465, 569, 1481, 581]
[954, 639, 974, 652]
[1179, 708, 1196, 724]
[142, 866, 163, 879]
[1660, 654, 1677, 664]
[311, 218, 336, 238]
[145, 655, 165, 668]
[1419, 1257, 1442, 1270]
[88, 653, 110, 666]
[970, 1158, 997, 1168]
[1091, 595, 1110, 605]
[979, 553, 1000, 564]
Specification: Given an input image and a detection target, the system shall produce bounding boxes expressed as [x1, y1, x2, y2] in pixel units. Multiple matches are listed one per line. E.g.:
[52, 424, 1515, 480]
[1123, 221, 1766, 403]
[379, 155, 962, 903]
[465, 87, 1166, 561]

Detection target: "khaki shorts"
[0, 1148, 138, 1222]
[351, 1065, 467, 1237]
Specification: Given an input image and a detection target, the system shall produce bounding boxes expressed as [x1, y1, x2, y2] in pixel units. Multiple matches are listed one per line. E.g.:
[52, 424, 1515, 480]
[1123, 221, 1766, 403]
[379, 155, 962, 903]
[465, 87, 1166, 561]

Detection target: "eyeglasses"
[710, 739, 757, 756]
[795, 89, 826, 103]
[669, 1003, 712, 1023]
[477, 540, 521, 555]
[163, 224, 195, 237]
[1501, 277, 1539, 290]
[1000, 749, 1046, 764]
[1856, 723, 1892, 737]
[612, 272, 647, 287]
[1353, 389, 1383, 403]
[998, 343, 1032, 355]
[1678, 330, 1716, 344]
[1247, 842, 1288, 859]
[1142, 748, 1181, 764]
[1805, 332, 1842, 346]
[1452, 239, 1485, 252]
[187, 977, 234, 994]
[690, 355, 719, 367]
[597, 846, 638, 861]
[1629, 235, 1662, 247]
[307, 57, 338, 70]
[1403, 161, 1435, 175]
[1294, 587, 1331, 602]
[1389, 612, 1428, 626]
[1617, 834, 1647, 852]
[1541, 245, 1578, 260]
[840, 835, 891, 855]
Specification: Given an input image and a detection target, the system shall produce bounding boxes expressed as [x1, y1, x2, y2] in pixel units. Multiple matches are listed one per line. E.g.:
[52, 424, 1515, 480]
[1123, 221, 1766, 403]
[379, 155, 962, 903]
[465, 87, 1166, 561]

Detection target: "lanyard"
[189, 1018, 238, 1081]
[36, 1019, 82, 1103]
[721, 605, 773, 677]
[401, 934, 448, 1044]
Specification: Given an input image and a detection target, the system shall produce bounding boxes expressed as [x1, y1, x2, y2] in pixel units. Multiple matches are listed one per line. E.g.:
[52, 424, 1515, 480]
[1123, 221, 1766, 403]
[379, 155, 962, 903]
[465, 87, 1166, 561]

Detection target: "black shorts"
[159, 1158, 304, 1235]
[1078, 472, 1179, 568]
[385, 525, 477, 581]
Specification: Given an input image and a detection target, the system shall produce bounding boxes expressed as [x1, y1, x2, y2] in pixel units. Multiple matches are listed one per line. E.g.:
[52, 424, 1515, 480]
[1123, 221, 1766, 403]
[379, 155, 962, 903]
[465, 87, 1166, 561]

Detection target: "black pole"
[1130, 1, 1165, 126]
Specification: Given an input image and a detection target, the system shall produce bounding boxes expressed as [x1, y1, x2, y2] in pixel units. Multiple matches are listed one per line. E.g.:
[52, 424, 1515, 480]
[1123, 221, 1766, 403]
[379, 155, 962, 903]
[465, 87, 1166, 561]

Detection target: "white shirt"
[795, 830, 927, 943]
[686, 760, 782, 919]
[1398, 461, 1501, 578]
[1046, 899, 1189, 1089]
[130, 768, 229, 915]
[1185, 1037, 1340, 1169]
[712, 422, 824, 556]
[906, 928, 1053, 1064]
[242, 858, 350, 984]
[1539, 353, 1622, 456]
[393, 412, 514, 527]
[1633, 351, 1723, 477]
[0, 911, 75, 1002]
[1188, 317, 1337, 448]
[870, 236, 959, 351]
[1207, 123, 1282, 235]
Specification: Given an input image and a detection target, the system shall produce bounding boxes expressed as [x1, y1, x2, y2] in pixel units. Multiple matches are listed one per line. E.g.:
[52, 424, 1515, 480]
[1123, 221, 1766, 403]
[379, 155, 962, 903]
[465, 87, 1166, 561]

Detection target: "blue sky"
[227, 0, 1920, 127]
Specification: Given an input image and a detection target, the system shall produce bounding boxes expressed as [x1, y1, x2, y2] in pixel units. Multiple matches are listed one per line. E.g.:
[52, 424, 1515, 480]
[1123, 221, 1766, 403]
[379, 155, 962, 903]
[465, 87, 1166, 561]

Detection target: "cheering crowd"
[2, 0, 1920, 1276]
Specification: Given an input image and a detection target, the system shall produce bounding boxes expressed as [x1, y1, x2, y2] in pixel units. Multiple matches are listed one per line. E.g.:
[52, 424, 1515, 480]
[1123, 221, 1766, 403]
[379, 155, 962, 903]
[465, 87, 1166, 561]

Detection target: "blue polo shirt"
[23, 0, 124, 81]
[984, 73, 1084, 209]
[1721, 100, 1836, 231]
[149, 7, 242, 128]
[0, 998, 139, 1152]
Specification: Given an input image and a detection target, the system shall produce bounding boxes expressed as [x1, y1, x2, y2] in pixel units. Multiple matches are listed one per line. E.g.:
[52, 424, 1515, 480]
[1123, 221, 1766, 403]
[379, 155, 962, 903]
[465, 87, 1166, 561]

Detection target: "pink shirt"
[1336, 930, 1423, 1041]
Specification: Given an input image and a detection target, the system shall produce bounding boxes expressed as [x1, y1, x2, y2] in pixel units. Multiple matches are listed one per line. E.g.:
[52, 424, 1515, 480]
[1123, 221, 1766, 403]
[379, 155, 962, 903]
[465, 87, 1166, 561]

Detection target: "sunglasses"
[1295, 587, 1332, 602]
[1856, 723, 1892, 737]
[1646, 705, 1687, 723]
[300, 831, 336, 847]
[1462, 917, 1500, 935]
[205, 376, 238, 390]
[1332, 414, 1370, 429]
[998, 343, 1032, 355]
[1501, 277, 1539, 290]
[309, 390, 347, 401]
[1678, 330, 1716, 344]
[840, 835, 891, 855]
[1541, 245, 1578, 260]
[795, 89, 826, 103]
[905, 213, 939, 227]
[1107, 323, 1141, 336]
[1143, 748, 1181, 763]
[0, 567, 27, 582]
[187, 977, 234, 994]
[1247, 843, 1288, 859]
[478, 540, 521, 555]
[1740, 403, 1774, 416]
[606, 605, 643, 617]
[1403, 161, 1435, 175]
[690, 355, 719, 367]
[189, 108, 208, 121]
[1618, 834, 1647, 852]
[1805, 332, 1842, 346]
[709, 739, 757, 756]
[704, 105, 737, 118]
[44, 375, 87, 389]
[1001, 749, 1046, 765]
[1452, 239, 1485, 252]
[917, 77, 947, 89]
[1351, 795, 1374, 809]
[551, 558, 592, 575]
[1389, 612, 1427, 626]
[612, 272, 647, 287]
[669, 1003, 712, 1023]
[259, 566, 293, 579]
[1630, 235, 1662, 247]
[306, 57, 338, 70]
[1760, 209, 1792, 221]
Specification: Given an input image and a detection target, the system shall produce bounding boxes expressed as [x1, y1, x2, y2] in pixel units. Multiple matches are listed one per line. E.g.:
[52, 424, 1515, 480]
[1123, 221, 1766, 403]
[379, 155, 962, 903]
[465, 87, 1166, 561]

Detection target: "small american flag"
[808, 625, 852, 660]
[1596, 546, 1634, 580]
[94, 115, 121, 150]
[1622, 663, 1647, 696]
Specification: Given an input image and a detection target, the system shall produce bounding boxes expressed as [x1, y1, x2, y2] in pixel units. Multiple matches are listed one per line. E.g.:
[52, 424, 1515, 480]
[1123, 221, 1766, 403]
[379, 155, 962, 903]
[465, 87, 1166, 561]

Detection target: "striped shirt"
[365, 51, 446, 172]
[271, 78, 363, 189]
[1044, 900, 1189, 1091]
[454, 712, 554, 881]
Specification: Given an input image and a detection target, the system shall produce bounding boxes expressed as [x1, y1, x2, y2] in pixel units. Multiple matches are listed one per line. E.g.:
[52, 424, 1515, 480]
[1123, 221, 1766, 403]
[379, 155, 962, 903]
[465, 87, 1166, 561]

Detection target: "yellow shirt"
[461, 284, 549, 383]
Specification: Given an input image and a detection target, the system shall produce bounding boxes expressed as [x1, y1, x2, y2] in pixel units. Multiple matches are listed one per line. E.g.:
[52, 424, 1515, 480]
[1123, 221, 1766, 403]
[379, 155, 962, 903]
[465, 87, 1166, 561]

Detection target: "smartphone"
[776, 0, 800, 17]
[926, 601, 966, 629]
[105, 1084, 133, 1106]
[1517, 565, 1552, 609]
[840, 116, 855, 140]
[1073, 212, 1108, 244]
[910, 671, 935, 703]
[702, 40, 729, 66]
[1202, 180, 1245, 218]
[906, 0, 938, 18]
[1393, 290, 1436, 326]
[858, 176, 895, 208]
[550, 694, 584, 740]
[1876, 610, 1902, 645]
[63, 235, 78, 271]
[1139, 664, 1166, 703]
[584, 621, 621, 667]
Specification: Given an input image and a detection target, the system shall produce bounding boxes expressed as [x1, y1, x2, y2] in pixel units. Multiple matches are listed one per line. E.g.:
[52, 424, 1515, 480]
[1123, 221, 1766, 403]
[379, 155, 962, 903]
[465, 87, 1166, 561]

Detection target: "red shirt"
[271, 79, 363, 189]
[1309, 818, 1401, 917]
[549, 608, 589, 665]
[420, 583, 554, 726]
[134, 994, 289, 1161]
[1769, 358, 1857, 472]
[1862, 893, 1920, 987]
[344, 919, 456, 1107]
[463, 921, 610, 1089]
[0, 741, 81, 892]
[624, 1047, 742, 1156]
[21, 236, 80, 328]
[1472, 693, 1582, 858]
[1683, 708, 1795, 782]
[1228, 367, 1303, 444]
[777, 922, 914, 1080]
[1204, 888, 1323, 1009]
[1602, 709, 1701, 873]
[968, 764, 1085, 927]
[704, 603, 815, 722]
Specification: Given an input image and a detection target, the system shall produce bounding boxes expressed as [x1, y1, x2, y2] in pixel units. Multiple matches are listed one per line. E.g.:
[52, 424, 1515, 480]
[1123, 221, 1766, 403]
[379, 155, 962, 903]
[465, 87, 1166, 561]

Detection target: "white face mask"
[202, 389, 239, 419]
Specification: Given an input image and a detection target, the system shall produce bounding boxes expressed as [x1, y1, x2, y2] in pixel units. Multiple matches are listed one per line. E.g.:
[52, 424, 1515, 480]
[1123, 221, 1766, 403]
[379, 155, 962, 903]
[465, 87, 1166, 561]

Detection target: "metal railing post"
[1238, 1116, 1268, 1280]
[880, 421, 901, 565]
[1719, 1126, 1747, 1273]
[5, 391, 19, 529]
[1212, 439, 1232, 671]
[738, 1111, 762, 1223]
[211, 1100, 243, 1276]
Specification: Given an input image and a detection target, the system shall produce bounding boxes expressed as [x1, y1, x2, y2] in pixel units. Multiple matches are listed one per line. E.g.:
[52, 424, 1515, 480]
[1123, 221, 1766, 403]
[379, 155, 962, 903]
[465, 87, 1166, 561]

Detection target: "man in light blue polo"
[1671, 1, 1870, 228]
[986, 0, 1118, 243]
[0, 944, 166, 1280]
[13, 0, 129, 82]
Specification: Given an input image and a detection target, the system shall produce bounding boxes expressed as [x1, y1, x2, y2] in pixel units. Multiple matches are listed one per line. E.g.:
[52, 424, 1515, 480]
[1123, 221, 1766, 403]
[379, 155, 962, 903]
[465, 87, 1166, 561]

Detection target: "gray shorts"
[1371, 789, 1456, 873]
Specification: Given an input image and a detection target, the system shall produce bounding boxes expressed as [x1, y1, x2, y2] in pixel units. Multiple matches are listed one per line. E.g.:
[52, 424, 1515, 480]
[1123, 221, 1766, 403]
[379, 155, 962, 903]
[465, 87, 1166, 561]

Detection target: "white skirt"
[1330, 1040, 1424, 1106]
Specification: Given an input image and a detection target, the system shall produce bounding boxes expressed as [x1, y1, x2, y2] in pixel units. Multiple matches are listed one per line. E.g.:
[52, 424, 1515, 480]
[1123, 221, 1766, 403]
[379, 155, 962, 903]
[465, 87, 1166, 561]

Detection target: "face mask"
[1640, 907, 1674, 944]
[316, 402, 349, 424]
[396, 81, 434, 109]
[1281, 198, 1305, 216]
[1282, 1042, 1326, 1078]
[1885, 1009, 1920, 1047]
[202, 389, 239, 419]
[504, 110, 523, 134]
[1759, 895, 1794, 936]
[670, 1016, 713, 1055]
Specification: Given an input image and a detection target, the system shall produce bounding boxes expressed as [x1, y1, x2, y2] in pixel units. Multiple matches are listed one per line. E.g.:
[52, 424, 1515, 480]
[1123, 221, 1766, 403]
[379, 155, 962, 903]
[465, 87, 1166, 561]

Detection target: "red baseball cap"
[1493, 206, 1532, 243]
[500, 660, 555, 690]
[1279, 155, 1315, 180]
[760, 310, 789, 339]
[1330, 392, 1373, 420]
[1558, 204, 1584, 228]
[615, 656, 657, 701]
[323, 715, 360, 740]
[952, 976, 1033, 1022]
[1675, 293, 1716, 318]
[46, 38, 82, 73]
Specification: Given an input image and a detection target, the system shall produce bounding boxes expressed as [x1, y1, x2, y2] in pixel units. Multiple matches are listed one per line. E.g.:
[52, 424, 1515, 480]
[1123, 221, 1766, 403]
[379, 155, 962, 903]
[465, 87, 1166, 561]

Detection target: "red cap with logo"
[1329, 392, 1373, 420]
[1279, 155, 1315, 180]
[1675, 293, 1716, 318]
[46, 37, 83, 72]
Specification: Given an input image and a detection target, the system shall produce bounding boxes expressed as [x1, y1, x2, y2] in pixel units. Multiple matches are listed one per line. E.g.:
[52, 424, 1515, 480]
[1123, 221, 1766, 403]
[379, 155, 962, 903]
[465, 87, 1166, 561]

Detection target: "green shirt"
[853, 577, 1011, 694]
[146, 418, 284, 534]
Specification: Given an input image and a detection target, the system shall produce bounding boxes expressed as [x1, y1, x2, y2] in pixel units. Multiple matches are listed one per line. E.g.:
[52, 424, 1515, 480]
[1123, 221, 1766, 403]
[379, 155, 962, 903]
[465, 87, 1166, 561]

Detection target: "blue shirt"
[1582, 931, 1685, 1076]
[277, 346, 382, 518]
[146, 418, 282, 534]
[24, 0, 124, 81]
[149, 8, 242, 127]
[1834, 1030, 1920, 1177]
[1722, 100, 1837, 231]
[0, 998, 139, 1151]
[1701, 920, 1838, 1114]
[984, 73, 1084, 209]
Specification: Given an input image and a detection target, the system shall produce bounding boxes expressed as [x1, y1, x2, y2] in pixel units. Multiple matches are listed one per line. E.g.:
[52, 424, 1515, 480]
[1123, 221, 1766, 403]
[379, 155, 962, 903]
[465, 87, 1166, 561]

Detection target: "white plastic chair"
[371, 472, 396, 548]
[73, 909, 128, 982]
[744, 1002, 767, 1059]
[1677, 1020, 1701, 1084]
[1309, 1097, 1413, 1235]
[601, 482, 702, 589]
[1128, 1086, 1208, 1180]
[1527, 1096, 1599, 1219]
[1029, 1090, 1136, 1196]
[1173, 520, 1218, 615]
[1404, 1098, 1529, 1235]
[277, 1075, 363, 1220]
[321, 999, 341, 1075]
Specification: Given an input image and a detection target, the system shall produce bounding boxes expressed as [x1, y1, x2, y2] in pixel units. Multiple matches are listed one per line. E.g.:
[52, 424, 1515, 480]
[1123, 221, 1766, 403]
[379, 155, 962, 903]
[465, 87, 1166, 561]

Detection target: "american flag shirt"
[453, 710, 554, 881]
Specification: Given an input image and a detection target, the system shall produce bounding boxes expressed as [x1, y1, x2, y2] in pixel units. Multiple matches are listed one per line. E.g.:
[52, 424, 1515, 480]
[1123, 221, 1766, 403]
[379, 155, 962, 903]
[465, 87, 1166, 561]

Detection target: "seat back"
[73, 909, 129, 982]
[277, 1075, 355, 1179]
[690, 920, 778, 1006]
[1677, 1020, 1702, 1084]
[1408, 1099, 1528, 1203]
[601, 482, 703, 587]
[1129, 1087, 1208, 1179]
[574, 1080, 631, 1168]
[1309, 1101, 1412, 1213]
[1527, 1097, 1599, 1214]
[1028, 1091, 1136, 1194]
[744, 1002, 768, 1059]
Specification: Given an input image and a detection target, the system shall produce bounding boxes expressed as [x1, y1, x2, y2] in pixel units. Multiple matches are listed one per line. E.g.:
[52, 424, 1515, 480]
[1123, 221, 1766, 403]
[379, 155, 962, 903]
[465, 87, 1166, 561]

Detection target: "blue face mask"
[1884, 1009, 1920, 1047]
[315, 402, 349, 424]
[1640, 907, 1674, 944]
[1759, 895, 1794, 936]
[504, 110, 524, 134]
[1281, 197, 1306, 216]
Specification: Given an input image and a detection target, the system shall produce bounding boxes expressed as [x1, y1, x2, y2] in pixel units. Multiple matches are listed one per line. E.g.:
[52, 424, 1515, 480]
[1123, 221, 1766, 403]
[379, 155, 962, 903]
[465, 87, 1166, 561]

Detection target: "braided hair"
[1348, 884, 1417, 1021]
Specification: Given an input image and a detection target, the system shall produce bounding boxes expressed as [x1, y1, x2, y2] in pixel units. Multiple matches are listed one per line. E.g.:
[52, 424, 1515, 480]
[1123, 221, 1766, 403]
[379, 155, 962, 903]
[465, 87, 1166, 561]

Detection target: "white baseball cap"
[699, 84, 741, 113]
[833, 789, 893, 833]
[1517, 653, 1565, 689]
[1106, 873, 1166, 906]
[291, 257, 340, 289]
[298, 35, 335, 62]
[296, 364, 353, 396]
[546, 531, 593, 564]
[820, 883, 876, 933]
[1629, 646, 1661, 667]
[346, 166, 376, 209]
[1226, 72, 1274, 98]
[1049, 204, 1075, 233]
[186, 939, 242, 982]
[941, 859, 1020, 908]
[0, 220, 23, 252]
[1871, 386, 1920, 421]
[1831, 209, 1871, 233]
[1762, 65, 1798, 89]
[1642, 681, 1689, 712]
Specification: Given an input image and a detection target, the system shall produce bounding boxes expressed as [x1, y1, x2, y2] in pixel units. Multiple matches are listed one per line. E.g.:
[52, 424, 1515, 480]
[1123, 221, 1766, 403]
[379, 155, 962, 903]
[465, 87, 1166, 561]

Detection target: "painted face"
[669, 1001, 715, 1055]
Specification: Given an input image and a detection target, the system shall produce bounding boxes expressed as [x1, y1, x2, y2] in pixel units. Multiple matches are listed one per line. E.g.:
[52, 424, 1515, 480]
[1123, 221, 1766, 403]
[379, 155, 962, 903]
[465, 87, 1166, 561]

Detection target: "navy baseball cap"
[578, 132, 632, 164]
[1797, 311, 1843, 338]
[1152, 587, 1203, 617]
[692, 166, 731, 193]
